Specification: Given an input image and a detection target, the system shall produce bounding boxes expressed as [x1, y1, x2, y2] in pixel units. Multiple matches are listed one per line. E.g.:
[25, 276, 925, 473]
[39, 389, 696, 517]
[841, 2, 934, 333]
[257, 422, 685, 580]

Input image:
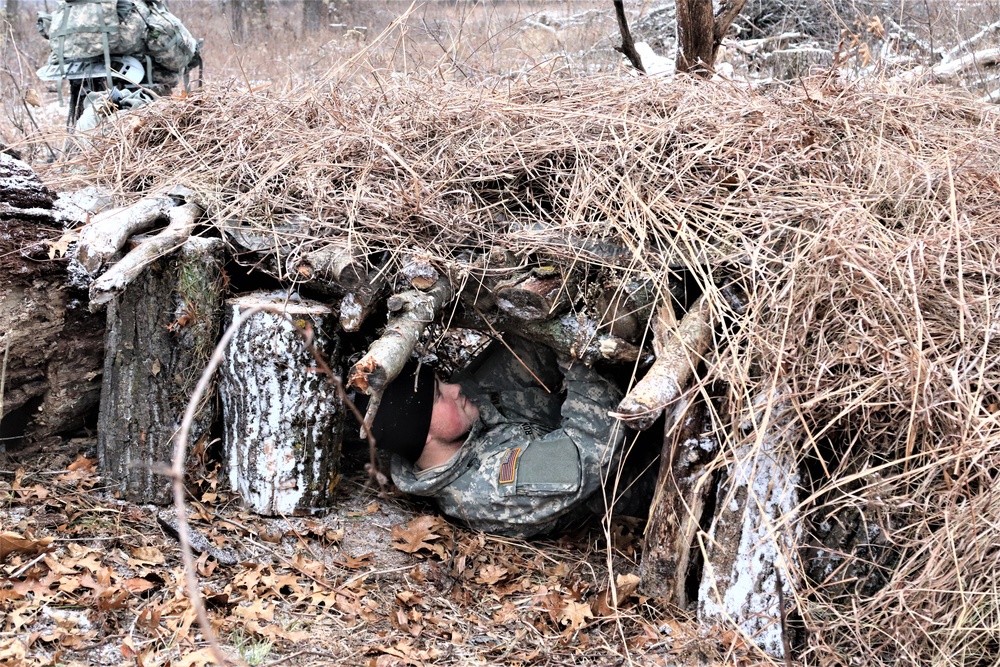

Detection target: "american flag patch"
[497, 447, 521, 485]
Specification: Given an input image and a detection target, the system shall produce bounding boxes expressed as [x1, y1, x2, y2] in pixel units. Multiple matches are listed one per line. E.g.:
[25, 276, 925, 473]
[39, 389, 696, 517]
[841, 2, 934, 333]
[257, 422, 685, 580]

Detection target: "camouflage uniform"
[390, 338, 626, 538]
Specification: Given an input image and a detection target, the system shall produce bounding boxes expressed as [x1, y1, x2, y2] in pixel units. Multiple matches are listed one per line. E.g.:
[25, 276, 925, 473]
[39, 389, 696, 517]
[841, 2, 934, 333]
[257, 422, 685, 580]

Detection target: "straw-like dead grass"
[41, 70, 1000, 665]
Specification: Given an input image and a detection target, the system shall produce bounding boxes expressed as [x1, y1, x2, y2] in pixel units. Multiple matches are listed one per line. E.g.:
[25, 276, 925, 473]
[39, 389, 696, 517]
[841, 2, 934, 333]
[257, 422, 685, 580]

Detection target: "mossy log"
[97, 236, 224, 504]
[220, 292, 343, 516]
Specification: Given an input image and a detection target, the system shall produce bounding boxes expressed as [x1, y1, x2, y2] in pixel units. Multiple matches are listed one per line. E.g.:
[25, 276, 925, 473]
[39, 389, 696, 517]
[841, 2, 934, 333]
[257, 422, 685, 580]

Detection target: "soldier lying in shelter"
[361, 336, 651, 538]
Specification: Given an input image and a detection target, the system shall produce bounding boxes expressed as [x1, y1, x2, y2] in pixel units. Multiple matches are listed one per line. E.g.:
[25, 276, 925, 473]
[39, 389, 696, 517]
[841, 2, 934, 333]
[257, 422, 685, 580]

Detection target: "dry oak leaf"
[0, 532, 54, 561]
[559, 600, 594, 630]
[391, 515, 443, 554]
[0, 638, 27, 666]
[129, 546, 166, 566]
[592, 572, 642, 615]
[476, 564, 508, 585]
[176, 648, 219, 667]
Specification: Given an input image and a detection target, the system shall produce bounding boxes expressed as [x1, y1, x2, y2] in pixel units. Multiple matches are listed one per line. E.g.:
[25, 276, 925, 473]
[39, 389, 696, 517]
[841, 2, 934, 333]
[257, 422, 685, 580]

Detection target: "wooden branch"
[75, 194, 177, 274]
[638, 396, 718, 605]
[347, 281, 454, 398]
[713, 0, 750, 44]
[400, 255, 441, 291]
[88, 202, 203, 308]
[457, 310, 652, 366]
[596, 277, 656, 342]
[933, 47, 1000, 79]
[339, 263, 389, 332]
[614, 295, 713, 431]
[613, 0, 645, 72]
[291, 243, 368, 290]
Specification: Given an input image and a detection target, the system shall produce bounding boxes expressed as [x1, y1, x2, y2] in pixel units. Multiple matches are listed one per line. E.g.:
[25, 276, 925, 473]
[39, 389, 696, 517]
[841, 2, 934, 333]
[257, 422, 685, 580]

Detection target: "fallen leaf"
[476, 564, 508, 585]
[176, 647, 219, 667]
[592, 573, 642, 615]
[0, 533, 55, 561]
[129, 546, 166, 566]
[45, 232, 77, 260]
[558, 600, 593, 630]
[123, 577, 159, 595]
[335, 552, 373, 570]
[391, 515, 442, 554]
[24, 89, 42, 107]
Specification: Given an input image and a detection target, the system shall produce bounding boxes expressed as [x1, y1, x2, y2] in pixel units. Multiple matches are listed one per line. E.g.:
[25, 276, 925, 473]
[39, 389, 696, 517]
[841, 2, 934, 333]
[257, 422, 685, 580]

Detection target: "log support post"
[97, 236, 224, 504]
[615, 295, 713, 431]
[220, 292, 344, 516]
[696, 387, 801, 659]
[638, 396, 719, 606]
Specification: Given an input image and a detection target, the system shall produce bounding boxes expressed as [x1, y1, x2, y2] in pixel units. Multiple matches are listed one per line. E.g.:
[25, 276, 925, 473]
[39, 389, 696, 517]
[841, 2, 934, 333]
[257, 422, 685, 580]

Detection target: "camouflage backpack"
[45, 0, 147, 67]
[138, 0, 198, 74]
[39, 0, 197, 80]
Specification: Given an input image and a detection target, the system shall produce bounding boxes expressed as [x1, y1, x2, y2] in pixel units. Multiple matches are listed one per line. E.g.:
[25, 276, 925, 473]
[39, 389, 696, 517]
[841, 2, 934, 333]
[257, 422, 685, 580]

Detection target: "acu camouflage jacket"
[390, 338, 625, 538]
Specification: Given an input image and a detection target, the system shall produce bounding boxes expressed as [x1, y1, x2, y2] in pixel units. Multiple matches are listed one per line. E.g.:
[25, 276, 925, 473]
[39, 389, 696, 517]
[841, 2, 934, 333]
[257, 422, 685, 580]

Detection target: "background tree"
[674, 0, 749, 74]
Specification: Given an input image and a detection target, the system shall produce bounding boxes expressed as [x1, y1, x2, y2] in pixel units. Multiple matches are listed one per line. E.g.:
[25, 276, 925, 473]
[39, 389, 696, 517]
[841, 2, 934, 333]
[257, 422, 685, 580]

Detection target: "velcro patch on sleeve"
[497, 447, 522, 485]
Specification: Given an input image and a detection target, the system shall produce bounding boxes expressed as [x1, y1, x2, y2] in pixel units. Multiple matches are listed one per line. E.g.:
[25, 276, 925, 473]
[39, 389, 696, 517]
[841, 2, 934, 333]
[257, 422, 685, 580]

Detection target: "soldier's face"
[428, 380, 479, 445]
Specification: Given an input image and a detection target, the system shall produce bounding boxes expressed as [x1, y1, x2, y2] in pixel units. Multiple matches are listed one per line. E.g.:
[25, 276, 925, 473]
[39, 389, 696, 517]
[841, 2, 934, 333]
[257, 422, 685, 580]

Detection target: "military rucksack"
[46, 0, 146, 70]
[39, 0, 197, 82]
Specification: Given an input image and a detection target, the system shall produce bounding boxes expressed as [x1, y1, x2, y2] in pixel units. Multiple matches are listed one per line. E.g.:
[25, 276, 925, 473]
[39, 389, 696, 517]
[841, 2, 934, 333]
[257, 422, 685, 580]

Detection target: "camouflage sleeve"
[433, 360, 625, 537]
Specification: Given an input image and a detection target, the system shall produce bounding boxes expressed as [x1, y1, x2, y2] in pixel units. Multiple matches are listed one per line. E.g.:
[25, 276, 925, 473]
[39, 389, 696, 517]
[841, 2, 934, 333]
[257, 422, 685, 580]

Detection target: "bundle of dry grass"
[45, 72, 1000, 665]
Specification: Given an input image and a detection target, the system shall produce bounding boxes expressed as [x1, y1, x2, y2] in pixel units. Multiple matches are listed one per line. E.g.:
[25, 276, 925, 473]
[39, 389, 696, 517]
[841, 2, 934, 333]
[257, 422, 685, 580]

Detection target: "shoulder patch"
[497, 447, 522, 485]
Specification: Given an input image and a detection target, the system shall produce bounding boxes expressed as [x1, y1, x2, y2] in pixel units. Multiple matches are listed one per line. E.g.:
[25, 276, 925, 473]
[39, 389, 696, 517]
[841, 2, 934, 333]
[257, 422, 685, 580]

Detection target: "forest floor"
[0, 438, 760, 667]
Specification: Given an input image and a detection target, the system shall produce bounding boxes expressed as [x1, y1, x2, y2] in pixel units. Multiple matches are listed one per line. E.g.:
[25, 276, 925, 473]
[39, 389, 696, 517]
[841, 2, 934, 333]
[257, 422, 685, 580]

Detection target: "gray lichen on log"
[696, 389, 801, 659]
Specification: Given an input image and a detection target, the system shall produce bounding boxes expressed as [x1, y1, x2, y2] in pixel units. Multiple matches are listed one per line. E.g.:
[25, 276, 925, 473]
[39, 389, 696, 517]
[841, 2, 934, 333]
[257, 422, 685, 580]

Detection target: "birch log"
[638, 396, 719, 606]
[75, 194, 178, 274]
[696, 389, 801, 659]
[221, 293, 343, 516]
[98, 237, 224, 504]
[348, 281, 453, 396]
[615, 295, 713, 431]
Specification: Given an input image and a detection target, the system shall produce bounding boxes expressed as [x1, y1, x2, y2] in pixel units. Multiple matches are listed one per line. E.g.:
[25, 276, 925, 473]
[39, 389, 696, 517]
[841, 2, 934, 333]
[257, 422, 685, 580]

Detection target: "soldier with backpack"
[36, 0, 201, 128]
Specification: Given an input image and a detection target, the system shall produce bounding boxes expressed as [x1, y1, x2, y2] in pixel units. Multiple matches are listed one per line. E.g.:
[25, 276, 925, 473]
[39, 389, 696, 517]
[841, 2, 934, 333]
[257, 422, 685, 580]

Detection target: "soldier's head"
[365, 362, 479, 466]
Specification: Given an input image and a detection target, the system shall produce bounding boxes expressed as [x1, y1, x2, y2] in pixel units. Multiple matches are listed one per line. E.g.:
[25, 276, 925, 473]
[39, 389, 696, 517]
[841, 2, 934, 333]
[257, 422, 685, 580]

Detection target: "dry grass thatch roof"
[46, 72, 1000, 665]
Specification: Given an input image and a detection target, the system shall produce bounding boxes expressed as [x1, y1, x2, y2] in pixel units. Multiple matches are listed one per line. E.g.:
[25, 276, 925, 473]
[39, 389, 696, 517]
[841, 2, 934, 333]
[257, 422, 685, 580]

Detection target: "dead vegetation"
[23, 66, 1000, 665]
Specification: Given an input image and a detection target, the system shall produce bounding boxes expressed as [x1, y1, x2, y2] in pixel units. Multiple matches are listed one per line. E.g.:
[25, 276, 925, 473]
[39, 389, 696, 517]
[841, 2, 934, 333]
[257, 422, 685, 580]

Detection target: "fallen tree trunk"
[98, 236, 224, 504]
[615, 295, 713, 431]
[221, 292, 343, 515]
[89, 202, 203, 308]
[1, 150, 104, 449]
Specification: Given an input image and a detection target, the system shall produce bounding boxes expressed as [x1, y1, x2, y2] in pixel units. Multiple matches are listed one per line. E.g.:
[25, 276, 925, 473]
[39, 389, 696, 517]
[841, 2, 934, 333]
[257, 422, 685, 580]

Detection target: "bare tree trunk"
[302, 0, 329, 34]
[2, 0, 20, 37]
[675, 0, 749, 76]
[229, 0, 246, 40]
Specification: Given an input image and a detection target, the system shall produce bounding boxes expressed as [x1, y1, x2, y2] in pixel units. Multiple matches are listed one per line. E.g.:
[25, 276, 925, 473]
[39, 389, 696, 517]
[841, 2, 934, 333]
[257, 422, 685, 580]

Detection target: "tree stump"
[221, 292, 343, 516]
[97, 237, 224, 504]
